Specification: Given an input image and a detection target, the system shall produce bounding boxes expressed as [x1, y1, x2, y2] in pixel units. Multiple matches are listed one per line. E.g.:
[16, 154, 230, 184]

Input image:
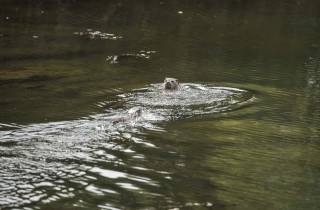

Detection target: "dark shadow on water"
[0, 74, 64, 86]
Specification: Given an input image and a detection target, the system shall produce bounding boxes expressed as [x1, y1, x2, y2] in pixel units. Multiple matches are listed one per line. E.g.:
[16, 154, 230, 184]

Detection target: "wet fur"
[163, 77, 179, 91]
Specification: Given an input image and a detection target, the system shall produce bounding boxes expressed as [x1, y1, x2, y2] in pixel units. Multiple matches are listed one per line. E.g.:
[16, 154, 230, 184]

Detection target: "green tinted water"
[0, 1, 320, 210]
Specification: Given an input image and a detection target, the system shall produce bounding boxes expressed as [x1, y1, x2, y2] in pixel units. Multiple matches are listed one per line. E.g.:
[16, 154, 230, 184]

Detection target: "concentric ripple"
[124, 83, 253, 117]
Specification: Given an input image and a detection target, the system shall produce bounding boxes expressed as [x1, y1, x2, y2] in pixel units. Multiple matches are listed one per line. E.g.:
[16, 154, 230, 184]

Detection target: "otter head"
[163, 77, 179, 90]
[128, 107, 142, 119]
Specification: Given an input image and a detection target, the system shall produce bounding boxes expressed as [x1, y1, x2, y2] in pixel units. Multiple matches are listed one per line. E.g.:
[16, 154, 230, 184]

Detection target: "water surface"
[1, 1, 320, 210]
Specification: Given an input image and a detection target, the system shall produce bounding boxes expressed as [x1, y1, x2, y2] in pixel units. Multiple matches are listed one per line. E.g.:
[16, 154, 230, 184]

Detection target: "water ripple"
[125, 83, 253, 118]
[0, 83, 253, 209]
[74, 29, 123, 40]
[106, 50, 157, 64]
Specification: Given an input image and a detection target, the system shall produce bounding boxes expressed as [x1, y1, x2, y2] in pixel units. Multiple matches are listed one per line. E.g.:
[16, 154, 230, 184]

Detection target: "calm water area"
[0, 0, 320, 209]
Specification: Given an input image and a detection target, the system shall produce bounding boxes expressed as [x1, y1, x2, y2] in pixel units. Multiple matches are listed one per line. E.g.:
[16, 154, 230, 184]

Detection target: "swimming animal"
[163, 77, 179, 90]
[127, 107, 142, 119]
[112, 107, 142, 124]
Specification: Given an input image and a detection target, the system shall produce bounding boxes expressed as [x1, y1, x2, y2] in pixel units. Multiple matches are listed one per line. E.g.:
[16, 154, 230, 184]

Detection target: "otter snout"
[165, 81, 172, 90]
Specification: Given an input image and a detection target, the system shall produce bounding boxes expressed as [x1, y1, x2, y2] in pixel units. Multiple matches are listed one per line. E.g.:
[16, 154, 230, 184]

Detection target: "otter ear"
[175, 79, 179, 84]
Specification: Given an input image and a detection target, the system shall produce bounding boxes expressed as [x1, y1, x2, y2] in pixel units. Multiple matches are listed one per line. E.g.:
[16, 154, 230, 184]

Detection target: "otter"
[112, 107, 142, 124]
[163, 77, 180, 90]
[127, 107, 142, 119]
[112, 77, 180, 125]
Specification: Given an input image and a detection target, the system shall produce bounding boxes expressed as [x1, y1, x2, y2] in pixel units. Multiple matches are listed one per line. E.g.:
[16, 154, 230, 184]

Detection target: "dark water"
[1, 0, 320, 209]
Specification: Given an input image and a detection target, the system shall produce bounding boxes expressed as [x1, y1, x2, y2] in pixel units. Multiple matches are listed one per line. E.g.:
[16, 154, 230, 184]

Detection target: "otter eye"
[171, 81, 174, 83]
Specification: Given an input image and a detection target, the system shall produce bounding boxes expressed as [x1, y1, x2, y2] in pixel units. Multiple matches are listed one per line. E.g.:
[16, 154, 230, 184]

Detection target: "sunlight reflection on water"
[0, 83, 252, 208]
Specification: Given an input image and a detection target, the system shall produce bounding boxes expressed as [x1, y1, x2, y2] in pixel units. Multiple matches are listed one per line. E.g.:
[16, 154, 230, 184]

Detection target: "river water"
[0, 1, 320, 210]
